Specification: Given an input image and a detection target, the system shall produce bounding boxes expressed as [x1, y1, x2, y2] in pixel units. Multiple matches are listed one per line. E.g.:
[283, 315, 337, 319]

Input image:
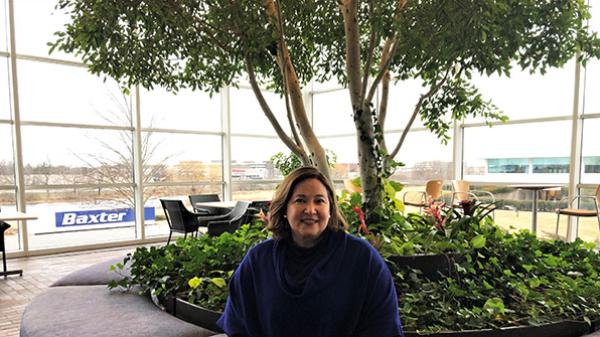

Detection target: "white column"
[132, 85, 145, 239]
[567, 55, 584, 241]
[452, 122, 463, 180]
[7, 0, 28, 253]
[221, 86, 232, 201]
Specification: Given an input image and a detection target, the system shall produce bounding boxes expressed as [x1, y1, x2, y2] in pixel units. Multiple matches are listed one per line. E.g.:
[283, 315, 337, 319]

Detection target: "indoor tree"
[50, 0, 600, 220]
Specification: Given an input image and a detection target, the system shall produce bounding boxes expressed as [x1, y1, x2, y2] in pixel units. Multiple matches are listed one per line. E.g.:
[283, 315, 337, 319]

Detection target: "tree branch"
[245, 57, 307, 161]
[390, 69, 452, 158]
[359, 1, 377, 106]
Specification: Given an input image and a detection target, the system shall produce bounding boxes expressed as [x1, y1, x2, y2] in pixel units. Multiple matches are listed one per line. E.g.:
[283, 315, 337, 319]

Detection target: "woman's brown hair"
[268, 166, 348, 240]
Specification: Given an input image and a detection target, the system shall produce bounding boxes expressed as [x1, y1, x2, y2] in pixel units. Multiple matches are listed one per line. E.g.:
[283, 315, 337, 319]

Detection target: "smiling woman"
[217, 166, 404, 337]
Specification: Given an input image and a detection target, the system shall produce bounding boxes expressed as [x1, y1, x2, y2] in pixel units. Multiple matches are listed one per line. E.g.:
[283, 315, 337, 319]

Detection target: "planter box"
[404, 320, 590, 337]
[388, 253, 464, 280]
[175, 298, 224, 333]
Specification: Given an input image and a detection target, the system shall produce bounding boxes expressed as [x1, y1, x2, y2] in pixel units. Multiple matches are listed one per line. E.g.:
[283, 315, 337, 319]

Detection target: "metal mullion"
[140, 126, 223, 136]
[581, 112, 600, 119]
[132, 85, 145, 240]
[462, 115, 573, 128]
[144, 181, 225, 188]
[567, 52, 584, 241]
[7, 0, 28, 253]
[230, 133, 280, 139]
[25, 183, 134, 190]
[221, 86, 231, 201]
[15, 53, 86, 68]
[20, 120, 133, 131]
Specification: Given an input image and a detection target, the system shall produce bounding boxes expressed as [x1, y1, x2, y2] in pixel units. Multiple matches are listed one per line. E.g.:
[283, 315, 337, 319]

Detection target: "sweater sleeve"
[216, 251, 262, 337]
[355, 248, 404, 337]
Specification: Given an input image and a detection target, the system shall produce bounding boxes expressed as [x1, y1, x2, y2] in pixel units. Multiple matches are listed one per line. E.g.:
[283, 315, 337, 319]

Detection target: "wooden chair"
[403, 180, 444, 211]
[160, 199, 203, 245]
[555, 185, 600, 238]
[450, 180, 497, 218]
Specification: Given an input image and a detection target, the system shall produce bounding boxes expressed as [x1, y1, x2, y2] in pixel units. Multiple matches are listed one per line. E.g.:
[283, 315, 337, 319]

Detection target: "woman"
[217, 167, 403, 337]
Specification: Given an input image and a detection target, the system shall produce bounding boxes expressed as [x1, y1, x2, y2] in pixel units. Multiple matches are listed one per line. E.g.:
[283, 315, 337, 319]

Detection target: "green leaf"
[483, 298, 505, 314]
[470, 235, 486, 249]
[188, 276, 202, 289]
[211, 278, 227, 288]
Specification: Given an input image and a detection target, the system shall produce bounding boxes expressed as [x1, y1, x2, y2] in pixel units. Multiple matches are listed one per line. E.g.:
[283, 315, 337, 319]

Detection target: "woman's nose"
[304, 202, 317, 214]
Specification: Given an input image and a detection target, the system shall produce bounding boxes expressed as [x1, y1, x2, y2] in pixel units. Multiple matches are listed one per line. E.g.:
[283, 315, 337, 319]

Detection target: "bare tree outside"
[73, 86, 177, 209]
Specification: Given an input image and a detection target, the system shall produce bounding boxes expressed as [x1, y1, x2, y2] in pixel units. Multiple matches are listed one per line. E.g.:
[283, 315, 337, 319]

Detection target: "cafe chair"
[451, 180, 497, 218]
[196, 201, 251, 237]
[160, 199, 203, 245]
[188, 194, 222, 215]
[402, 180, 444, 212]
[555, 185, 600, 238]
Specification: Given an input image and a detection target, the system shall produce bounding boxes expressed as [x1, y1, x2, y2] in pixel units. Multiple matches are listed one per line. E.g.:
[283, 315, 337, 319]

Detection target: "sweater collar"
[273, 229, 347, 297]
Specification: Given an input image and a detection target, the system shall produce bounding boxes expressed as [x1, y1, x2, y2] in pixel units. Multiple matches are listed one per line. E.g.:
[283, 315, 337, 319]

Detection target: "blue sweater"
[217, 230, 404, 337]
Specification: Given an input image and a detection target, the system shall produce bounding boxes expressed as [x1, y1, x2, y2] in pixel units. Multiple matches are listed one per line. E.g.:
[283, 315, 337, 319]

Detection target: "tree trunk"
[355, 104, 383, 221]
[263, 0, 332, 183]
[340, 0, 383, 219]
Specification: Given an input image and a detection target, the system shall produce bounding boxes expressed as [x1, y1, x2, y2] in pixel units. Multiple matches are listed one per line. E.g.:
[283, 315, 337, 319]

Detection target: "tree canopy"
[51, 0, 600, 216]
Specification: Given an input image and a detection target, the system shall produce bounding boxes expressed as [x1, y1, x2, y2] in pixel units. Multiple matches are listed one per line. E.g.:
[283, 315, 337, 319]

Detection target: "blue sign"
[55, 207, 155, 227]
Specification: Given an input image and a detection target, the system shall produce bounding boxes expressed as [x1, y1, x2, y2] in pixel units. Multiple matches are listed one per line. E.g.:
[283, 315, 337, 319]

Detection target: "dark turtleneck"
[283, 229, 332, 294]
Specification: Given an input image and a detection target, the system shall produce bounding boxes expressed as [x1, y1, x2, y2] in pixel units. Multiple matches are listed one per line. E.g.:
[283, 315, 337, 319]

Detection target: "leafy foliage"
[270, 150, 337, 177]
[108, 223, 268, 311]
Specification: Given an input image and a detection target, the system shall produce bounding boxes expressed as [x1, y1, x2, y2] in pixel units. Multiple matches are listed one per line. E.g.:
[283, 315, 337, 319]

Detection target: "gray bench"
[21, 257, 225, 337]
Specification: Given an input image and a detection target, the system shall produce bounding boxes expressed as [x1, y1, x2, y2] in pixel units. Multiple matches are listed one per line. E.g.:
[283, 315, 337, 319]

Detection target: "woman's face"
[286, 178, 331, 248]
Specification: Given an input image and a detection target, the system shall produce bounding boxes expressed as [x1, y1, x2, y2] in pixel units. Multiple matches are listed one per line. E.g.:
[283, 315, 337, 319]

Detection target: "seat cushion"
[20, 285, 219, 337]
[51, 256, 131, 287]
[557, 208, 598, 217]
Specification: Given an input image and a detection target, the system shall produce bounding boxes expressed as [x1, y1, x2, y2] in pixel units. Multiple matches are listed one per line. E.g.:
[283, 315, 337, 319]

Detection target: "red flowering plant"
[422, 196, 450, 233]
[352, 206, 370, 235]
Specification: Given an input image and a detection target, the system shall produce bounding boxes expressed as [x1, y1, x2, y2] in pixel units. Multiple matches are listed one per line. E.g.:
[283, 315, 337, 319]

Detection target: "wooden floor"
[0, 245, 137, 337]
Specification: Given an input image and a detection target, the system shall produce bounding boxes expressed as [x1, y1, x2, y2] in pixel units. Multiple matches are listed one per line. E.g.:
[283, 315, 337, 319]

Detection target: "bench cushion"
[51, 256, 130, 287]
[20, 285, 219, 337]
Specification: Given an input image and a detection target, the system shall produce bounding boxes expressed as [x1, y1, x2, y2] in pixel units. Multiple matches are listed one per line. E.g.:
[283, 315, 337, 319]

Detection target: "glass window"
[311, 78, 343, 92]
[144, 183, 223, 238]
[584, 1, 600, 114]
[14, 0, 81, 61]
[584, 157, 600, 174]
[0, 0, 7, 52]
[0, 188, 18, 252]
[532, 157, 570, 173]
[488, 158, 530, 174]
[581, 118, 600, 183]
[0, 123, 14, 185]
[463, 121, 572, 183]
[18, 60, 130, 126]
[0, 57, 10, 120]
[140, 87, 220, 132]
[230, 88, 287, 136]
[385, 78, 428, 130]
[470, 60, 576, 120]
[232, 180, 278, 202]
[21, 126, 134, 185]
[142, 132, 222, 183]
[385, 130, 453, 183]
[26, 187, 136, 250]
[312, 89, 355, 135]
[319, 136, 359, 180]
[231, 136, 287, 180]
